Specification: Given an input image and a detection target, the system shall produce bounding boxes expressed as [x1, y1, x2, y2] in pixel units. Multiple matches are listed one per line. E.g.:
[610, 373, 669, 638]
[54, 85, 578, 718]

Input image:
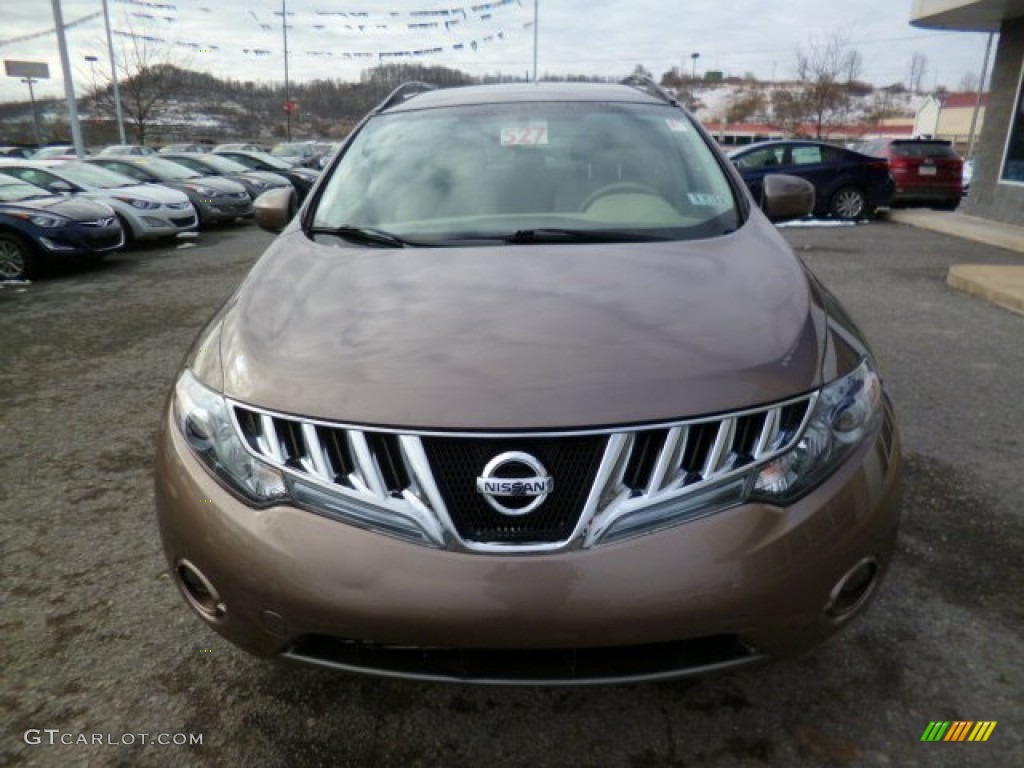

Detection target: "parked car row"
[3, 140, 340, 165]
[854, 138, 964, 209]
[728, 137, 965, 220]
[0, 174, 124, 280]
[0, 146, 321, 278]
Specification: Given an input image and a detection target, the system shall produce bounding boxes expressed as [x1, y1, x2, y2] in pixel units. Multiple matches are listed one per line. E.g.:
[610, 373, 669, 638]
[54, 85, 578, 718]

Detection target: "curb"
[887, 210, 1024, 255]
[947, 265, 1024, 317]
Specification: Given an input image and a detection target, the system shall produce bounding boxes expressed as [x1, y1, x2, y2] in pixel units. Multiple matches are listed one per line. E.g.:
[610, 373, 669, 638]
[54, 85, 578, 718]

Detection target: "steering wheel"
[580, 181, 662, 211]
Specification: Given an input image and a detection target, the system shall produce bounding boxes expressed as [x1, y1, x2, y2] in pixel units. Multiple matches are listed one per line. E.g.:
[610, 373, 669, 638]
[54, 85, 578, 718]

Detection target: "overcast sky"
[0, 0, 993, 104]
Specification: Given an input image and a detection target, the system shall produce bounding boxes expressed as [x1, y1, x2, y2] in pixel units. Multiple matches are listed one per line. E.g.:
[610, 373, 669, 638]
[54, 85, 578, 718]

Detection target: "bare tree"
[726, 88, 766, 124]
[866, 87, 903, 125]
[958, 71, 981, 92]
[793, 30, 863, 138]
[770, 88, 806, 136]
[89, 20, 189, 144]
[908, 52, 928, 93]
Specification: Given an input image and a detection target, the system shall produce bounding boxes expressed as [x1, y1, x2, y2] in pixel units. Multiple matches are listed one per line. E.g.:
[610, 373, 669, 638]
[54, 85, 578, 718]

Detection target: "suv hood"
[217, 220, 827, 430]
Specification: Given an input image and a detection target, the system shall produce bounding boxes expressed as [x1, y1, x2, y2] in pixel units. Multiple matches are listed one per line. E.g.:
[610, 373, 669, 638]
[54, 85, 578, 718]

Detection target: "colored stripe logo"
[921, 721, 997, 742]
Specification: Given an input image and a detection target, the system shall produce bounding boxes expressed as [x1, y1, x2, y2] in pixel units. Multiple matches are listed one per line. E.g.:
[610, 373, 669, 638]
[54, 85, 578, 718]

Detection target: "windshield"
[34, 147, 73, 159]
[312, 102, 738, 242]
[272, 143, 307, 157]
[0, 179, 51, 202]
[245, 153, 291, 170]
[58, 161, 138, 189]
[133, 158, 202, 180]
[193, 154, 248, 174]
[891, 141, 958, 159]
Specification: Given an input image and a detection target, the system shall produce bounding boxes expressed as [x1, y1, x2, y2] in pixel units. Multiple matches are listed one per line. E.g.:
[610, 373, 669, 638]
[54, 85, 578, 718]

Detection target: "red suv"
[858, 138, 963, 209]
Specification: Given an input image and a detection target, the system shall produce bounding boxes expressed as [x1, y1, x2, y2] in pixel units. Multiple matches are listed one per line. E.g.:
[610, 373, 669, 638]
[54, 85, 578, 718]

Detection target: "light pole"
[101, 0, 126, 143]
[282, 0, 291, 141]
[51, 0, 86, 157]
[532, 0, 538, 83]
[966, 32, 994, 162]
[690, 52, 700, 80]
[20, 77, 44, 146]
[84, 56, 98, 144]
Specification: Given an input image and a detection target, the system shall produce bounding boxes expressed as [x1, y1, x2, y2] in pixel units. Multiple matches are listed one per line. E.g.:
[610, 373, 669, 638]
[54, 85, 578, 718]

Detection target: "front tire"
[0, 232, 37, 280]
[830, 186, 867, 220]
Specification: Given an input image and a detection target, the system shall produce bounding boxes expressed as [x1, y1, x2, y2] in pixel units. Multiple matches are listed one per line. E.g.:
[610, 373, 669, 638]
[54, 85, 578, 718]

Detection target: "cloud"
[0, 0, 989, 104]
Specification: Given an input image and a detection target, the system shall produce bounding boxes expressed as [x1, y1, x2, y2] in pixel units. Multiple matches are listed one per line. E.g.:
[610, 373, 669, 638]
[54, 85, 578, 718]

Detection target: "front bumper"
[195, 196, 254, 224]
[155, 404, 902, 684]
[37, 223, 124, 256]
[123, 206, 198, 239]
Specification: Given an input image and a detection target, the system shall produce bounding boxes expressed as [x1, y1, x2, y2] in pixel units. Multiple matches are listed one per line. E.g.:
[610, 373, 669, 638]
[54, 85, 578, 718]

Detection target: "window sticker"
[500, 122, 549, 146]
[666, 118, 690, 133]
[688, 192, 729, 207]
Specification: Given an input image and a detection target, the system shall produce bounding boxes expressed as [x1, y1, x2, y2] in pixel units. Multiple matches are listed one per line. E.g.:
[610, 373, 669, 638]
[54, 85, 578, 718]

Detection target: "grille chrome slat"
[258, 414, 284, 463]
[229, 393, 815, 552]
[754, 408, 780, 458]
[300, 423, 332, 481]
[347, 431, 386, 498]
[703, 418, 736, 478]
[646, 426, 686, 495]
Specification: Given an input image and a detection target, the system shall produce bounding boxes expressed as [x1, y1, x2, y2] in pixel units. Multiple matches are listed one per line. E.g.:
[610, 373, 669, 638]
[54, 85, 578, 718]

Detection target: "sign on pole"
[4, 60, 51, 79]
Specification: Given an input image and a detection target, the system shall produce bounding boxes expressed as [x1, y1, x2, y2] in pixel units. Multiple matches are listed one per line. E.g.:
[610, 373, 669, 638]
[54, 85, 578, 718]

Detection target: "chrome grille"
[166, 201, 191, 210]
[420, 435, 606, 544]
[81, 216, 116, 227]
[229, 394, 814, 552]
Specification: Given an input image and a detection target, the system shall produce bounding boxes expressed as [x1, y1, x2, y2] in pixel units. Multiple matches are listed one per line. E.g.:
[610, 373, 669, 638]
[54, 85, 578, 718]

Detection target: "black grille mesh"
[421, 435, 606, 544]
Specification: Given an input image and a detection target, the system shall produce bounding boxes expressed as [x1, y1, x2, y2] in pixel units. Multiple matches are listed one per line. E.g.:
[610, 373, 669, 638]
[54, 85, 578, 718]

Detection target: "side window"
[15, 168, 59, 188]
[735, 146, 785, 170]
[791, 146, 824, 166]
[821, 146, 842, 163]
[108, 163, 148, 182]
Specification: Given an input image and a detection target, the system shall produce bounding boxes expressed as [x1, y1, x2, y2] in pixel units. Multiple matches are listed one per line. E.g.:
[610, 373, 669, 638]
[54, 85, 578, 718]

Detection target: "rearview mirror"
[254, 186, 296, 233]
[761, 174, 815, 223]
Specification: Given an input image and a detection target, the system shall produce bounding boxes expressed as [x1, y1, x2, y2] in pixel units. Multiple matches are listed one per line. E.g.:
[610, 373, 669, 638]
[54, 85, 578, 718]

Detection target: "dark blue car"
[728, 140, 894, 220]
[0, 175, 124, 280]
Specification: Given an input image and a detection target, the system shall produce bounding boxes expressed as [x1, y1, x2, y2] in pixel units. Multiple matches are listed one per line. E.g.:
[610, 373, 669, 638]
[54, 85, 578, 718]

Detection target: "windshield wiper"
[506, 228, 670, 244]
[307, 225, 415, 248]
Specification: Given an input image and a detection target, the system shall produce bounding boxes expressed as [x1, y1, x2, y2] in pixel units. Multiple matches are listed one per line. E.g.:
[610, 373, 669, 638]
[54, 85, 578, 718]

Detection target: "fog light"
[825, 557, 879, 621]
[176, 559, 226, 619]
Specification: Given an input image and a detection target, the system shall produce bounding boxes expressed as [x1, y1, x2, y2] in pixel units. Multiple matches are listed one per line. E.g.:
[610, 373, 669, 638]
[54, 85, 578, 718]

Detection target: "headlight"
[114, 196, 160, 210]
[172, 370, 438, 544]
[12, 212, 67, 228]
[173, 370, 288, 505]
[752, 358, 882, 503]
[249, 179, 268, 190]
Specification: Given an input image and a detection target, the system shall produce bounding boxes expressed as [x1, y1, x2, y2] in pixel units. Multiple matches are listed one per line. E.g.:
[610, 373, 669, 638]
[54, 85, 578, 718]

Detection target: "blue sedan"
[729, 140, 895, 220]
[0, 175, 123, 280]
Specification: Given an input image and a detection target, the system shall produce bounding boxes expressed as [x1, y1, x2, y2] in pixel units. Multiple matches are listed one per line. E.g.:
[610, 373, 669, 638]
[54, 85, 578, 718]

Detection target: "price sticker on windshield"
[501, 122, 549, 146]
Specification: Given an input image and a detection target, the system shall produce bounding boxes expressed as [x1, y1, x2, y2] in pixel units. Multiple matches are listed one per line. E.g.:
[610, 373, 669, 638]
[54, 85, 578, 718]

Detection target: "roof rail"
[373, 81, 438, 113]
[619, 75, 679, 107]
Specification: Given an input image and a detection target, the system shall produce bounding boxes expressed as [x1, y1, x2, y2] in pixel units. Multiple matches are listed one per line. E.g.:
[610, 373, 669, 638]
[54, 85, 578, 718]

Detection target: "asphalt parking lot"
[2, 217, 1022, 768]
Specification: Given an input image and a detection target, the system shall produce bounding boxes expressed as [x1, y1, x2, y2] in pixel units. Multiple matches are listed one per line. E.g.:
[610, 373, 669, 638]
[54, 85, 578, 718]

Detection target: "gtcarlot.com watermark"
[24, 729, 202, 747]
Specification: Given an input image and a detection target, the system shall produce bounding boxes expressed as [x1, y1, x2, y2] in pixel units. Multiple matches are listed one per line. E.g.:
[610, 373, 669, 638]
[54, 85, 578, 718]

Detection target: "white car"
[0, 160, 197, 243]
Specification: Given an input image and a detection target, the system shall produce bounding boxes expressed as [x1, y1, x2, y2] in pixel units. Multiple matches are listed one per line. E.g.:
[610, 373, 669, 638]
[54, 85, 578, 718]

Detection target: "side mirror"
[254, 186, 296, 233]
[761, 174, 815, 223]
[48, 181, 74, 194]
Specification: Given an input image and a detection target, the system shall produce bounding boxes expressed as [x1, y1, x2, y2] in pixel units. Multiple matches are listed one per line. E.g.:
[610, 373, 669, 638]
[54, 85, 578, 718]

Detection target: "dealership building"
[912, 1, 1024, 224]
